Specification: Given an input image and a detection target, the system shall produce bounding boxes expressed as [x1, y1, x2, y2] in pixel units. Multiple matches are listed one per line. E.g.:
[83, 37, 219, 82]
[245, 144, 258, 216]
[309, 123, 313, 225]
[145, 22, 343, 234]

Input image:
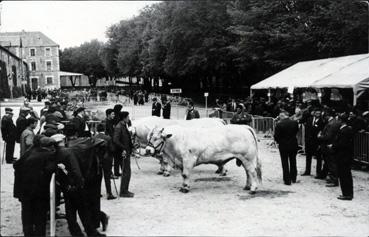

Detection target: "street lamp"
[359, 0, 369, 53]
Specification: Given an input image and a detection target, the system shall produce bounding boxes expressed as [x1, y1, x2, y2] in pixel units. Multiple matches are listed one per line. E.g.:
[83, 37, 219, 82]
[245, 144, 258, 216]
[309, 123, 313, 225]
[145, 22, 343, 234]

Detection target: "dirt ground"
[1, 102, 369, 236]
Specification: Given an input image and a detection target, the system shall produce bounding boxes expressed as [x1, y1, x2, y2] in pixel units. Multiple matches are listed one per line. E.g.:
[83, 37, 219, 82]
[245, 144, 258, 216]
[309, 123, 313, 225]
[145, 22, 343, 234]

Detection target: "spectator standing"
[152, 97, 162, 117]
[329, 113, 354, 200]
[162, 97, 171, 119]
[302, 108, 326, 177]
[113, 112, 134, 198]
[1, 108, 17, 163]
[20, 118, 38, 157]
[71, 107, 88, 137]
[94, 123, 116, 200]
[13, 135, 57, 236]
[274, 111, 299, 185]
[317, 109, 341, 187]
[230, 104, 252, 125]
[185, 101, 200, 120]
[16, 108, 31, 143]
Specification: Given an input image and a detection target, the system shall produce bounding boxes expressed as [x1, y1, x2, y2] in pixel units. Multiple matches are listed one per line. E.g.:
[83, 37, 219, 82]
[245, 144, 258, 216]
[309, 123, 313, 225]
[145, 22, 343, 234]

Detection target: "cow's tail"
[247, 126, 262, 183]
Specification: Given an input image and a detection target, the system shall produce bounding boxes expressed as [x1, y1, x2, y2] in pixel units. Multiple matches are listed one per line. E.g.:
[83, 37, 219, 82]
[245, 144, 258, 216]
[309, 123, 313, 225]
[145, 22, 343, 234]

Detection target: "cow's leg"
[157, 156, 165, 175]
[179, 161, 193, 193]
[163, 159, 171, 177]
[241, 159, 258, 194]
[215, 164, 227, 176]
[244, 170, 251, 190]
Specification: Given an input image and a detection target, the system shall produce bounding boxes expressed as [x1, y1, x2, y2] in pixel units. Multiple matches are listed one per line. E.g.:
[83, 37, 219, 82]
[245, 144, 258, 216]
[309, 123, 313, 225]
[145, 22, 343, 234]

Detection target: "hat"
[5, 108, 13, 114]
[51, 134, 66, 144]
[44, 123, 58, 130]
[44, 100, 50, 105]
[152, 97, 157, 101]
[74, 107, 85, 116]
[120, 111, 129, 120]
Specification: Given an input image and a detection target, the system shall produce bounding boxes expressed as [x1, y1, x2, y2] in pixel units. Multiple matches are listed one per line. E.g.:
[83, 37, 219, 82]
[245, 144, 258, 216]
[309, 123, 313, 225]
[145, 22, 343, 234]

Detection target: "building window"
[46, 61, 52, 71]
[46, 77, 53, 85]
[30, 48, 36, 57]
[45, 48, 51, 57]
[31, 62, 36, 71]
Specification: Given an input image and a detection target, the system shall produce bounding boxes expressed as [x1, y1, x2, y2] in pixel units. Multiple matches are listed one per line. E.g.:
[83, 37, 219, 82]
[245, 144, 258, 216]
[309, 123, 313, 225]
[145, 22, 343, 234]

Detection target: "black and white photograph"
[0, 0, 369, 236]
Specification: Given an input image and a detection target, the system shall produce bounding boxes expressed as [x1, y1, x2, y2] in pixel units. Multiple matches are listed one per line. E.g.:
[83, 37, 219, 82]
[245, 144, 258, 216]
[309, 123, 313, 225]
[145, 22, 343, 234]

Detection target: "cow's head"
[145, 127, 172, 156]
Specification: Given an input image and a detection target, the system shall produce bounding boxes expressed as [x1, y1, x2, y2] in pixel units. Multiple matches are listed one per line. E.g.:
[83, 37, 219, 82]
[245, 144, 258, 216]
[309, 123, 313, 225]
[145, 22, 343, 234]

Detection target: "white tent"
[251, 54, 369, 105]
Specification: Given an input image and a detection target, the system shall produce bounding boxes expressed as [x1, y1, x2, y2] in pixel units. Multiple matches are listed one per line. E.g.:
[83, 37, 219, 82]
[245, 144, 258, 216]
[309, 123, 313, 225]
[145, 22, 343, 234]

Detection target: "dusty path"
[1, 102, 369, 236]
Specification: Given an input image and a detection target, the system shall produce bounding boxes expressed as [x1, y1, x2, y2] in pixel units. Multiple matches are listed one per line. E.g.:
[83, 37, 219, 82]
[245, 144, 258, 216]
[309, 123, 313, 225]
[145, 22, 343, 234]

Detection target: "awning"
[59, 71, 84, 77]
[250, 54, 369, 104]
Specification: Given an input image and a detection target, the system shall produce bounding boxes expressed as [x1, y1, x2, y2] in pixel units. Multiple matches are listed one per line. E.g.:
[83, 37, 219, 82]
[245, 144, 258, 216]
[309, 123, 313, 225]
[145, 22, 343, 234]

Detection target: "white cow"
[131, 116, 226, 176]
[145, 125, 262, 193]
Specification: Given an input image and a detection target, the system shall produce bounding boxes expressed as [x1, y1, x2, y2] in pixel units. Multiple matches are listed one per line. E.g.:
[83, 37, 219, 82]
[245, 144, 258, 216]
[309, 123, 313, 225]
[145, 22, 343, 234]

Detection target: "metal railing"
[354, 131, 369, 165]
[50, 173, 56, 237]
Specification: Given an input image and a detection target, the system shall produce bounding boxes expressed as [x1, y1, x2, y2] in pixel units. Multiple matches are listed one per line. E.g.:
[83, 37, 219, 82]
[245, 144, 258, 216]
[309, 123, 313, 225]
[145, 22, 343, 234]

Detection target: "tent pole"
[353, 88, 357, 106]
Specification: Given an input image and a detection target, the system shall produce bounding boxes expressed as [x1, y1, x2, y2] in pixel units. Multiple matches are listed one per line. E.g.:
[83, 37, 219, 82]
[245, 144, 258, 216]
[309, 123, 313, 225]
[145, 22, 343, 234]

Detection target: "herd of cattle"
[130, 117, 262, 194]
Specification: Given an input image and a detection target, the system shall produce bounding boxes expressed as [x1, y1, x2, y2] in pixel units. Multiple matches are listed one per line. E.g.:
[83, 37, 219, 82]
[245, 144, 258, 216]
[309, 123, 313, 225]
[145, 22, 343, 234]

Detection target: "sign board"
[170, 88, 182, 94]
[204, 92, 209, 97]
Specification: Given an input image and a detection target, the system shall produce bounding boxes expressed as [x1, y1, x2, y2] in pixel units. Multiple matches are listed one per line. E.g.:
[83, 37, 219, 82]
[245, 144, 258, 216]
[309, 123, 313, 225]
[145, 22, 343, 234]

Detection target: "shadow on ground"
[239, 190, 293, 200]
[194, 177, 232, 182]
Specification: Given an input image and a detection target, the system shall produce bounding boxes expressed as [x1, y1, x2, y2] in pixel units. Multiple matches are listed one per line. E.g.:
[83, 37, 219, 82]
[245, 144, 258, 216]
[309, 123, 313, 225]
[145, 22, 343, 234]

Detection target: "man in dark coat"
[16, 108, 31, 143]
[317, 110, 341, 186]
[302, 108, 326, 177]
[185, 101, 200, 120]
[151, 97, 162, 117]
[230, 104, 252, 125]
[274, 111, 299, 185]
[1, 108, 17, 163]
[13, 135, 57, 236]
[94, 123, 116, 200]
[162, 97, 171, 119]
[329, 113, 354, 201]
[113, 111, 134, 198]
[71, 107, 88, 137]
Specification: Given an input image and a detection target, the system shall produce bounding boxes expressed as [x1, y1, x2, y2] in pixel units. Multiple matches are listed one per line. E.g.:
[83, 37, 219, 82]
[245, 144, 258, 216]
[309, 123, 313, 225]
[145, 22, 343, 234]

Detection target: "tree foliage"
[60, 0, 368, 93]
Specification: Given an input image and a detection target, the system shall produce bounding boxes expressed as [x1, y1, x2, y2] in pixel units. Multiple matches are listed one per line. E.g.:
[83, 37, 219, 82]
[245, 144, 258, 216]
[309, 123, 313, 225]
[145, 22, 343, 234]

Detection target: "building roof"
[251, 54, 369, 93]
[0, 45, 28, 66]
[0, 31, 59, 47]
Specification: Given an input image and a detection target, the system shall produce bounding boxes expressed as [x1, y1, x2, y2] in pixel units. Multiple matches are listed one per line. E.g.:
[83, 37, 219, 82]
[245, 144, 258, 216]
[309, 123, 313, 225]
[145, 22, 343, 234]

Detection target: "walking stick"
[112, 176, 119, 199]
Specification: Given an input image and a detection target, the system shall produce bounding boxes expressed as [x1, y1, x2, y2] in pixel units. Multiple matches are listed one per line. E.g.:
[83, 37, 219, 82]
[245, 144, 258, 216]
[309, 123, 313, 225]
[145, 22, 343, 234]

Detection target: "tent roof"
[251, 54, 369, 91]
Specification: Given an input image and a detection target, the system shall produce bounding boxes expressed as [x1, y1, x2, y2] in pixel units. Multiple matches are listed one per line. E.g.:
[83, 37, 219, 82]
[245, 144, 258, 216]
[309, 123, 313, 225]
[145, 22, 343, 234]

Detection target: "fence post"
[50, 173, 56, 237]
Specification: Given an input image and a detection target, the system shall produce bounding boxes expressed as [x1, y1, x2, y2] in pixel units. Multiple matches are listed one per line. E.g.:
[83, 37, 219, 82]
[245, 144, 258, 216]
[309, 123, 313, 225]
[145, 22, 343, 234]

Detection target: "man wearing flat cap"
[152, 98, 162, 117]
[230, 104, 252, 125]
[71, 107, 88, 137]
[113, 111, 134, 198]
[1, 108, 17, 163]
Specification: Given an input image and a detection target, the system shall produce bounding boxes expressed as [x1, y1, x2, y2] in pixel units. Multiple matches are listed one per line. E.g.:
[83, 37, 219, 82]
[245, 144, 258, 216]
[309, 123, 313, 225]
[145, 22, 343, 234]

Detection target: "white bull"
[131, 116, 226, 176]
[145, 125, 262, 193]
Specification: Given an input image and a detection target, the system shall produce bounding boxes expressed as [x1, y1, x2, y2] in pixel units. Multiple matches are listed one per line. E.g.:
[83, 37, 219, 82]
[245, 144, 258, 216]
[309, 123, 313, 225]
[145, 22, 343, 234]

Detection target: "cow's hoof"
[215, 169, 220, 174]
[244, 186, 251, 191]
[179, 187, 189, 193]
[163, 173, 170, 177]
[249, 190, 256, 195]
[219, 170, 228, 176]
[157, 171, 164, 175]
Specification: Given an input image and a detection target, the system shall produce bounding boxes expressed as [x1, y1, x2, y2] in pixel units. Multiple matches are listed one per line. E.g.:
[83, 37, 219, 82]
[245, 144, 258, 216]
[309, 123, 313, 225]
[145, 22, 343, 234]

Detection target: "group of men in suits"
[274, 108, 355, 201]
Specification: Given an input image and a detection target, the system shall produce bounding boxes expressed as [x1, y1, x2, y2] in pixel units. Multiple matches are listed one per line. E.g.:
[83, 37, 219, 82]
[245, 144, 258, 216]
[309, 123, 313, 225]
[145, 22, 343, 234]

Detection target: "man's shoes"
[314, 176, 325, 180]
[107, 194, 116, 200]
[102, 215, 109, 231]
[337, 195, 353, 201]
[120, 191, 134, 198]
[284, 182, 291, 185]
[301, 172, 310, 176]
[292, 180, 300, 183]
[326, 183, 338, 187]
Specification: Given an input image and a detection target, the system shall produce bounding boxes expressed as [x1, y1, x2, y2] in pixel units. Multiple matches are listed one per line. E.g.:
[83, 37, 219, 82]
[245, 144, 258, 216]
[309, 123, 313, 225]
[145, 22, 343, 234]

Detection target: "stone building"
[0, 45, 28, 99]
[0, 31, 60, 90]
